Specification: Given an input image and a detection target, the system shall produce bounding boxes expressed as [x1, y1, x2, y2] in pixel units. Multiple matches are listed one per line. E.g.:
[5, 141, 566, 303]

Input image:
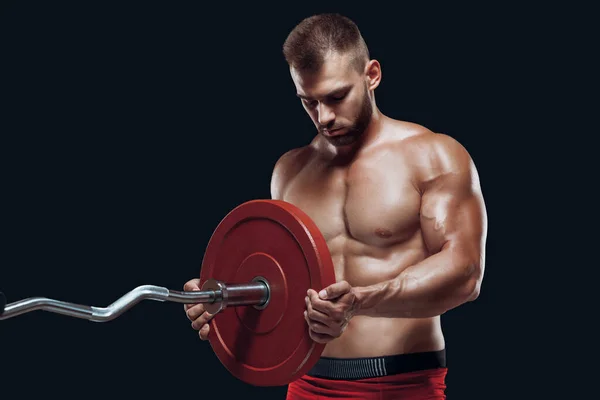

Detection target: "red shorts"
[286, 367, 448, 400]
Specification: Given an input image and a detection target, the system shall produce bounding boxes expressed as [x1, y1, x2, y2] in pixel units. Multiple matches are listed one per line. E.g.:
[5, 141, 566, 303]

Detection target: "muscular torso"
[278, 121, 445, 357]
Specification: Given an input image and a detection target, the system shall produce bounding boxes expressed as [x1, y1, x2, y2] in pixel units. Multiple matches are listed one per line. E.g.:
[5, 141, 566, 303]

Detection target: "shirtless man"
[184, 13, 487, 399]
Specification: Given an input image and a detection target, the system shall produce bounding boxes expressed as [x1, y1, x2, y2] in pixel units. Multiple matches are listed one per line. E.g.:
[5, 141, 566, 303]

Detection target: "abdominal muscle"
[320, 234, 446, 358]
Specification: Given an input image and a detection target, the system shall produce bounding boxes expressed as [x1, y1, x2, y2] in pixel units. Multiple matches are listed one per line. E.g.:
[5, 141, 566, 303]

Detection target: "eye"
[330, 93, 347, 102]
[303, 99, 318, 108]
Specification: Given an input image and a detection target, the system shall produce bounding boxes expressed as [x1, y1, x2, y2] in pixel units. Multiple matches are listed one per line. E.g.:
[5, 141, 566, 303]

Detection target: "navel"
[375, 228, 393, 238]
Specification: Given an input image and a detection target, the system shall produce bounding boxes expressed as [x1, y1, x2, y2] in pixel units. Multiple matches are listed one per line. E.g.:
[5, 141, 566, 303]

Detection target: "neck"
[360, 106, 385, 146]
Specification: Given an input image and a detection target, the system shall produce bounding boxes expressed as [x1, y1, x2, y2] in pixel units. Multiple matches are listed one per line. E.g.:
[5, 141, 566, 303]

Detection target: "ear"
[364, 59, 381, 90]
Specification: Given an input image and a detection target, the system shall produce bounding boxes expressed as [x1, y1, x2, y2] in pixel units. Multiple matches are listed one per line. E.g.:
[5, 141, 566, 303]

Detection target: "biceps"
[420, 189, 487, 260]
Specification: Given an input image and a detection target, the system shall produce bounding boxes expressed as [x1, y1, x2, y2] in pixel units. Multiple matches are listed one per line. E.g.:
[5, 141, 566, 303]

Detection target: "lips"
[324, 127, 344, 135]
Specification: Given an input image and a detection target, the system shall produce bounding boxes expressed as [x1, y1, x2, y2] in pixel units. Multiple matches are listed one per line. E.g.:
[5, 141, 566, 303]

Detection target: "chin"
[330, 133, 360, 147]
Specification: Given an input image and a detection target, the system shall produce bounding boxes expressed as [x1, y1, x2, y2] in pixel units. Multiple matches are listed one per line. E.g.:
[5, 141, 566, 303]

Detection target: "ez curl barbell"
[0, 199, 336, 387]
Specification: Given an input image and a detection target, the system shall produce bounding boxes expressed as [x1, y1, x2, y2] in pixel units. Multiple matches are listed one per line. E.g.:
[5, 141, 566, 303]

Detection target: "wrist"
[351, 278, 400, 317]
[351, 284, 378, 316]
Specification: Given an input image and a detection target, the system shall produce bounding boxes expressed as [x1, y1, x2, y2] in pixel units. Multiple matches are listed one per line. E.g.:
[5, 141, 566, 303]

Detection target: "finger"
[305, 296, 331, 325]
[191, 311, 214, 330]
[307, 291, 335, 315]
[186, 303, 206, 321]
[199, 324, 210, 341]
[304, 310, 335, 335]
[316, 281, 351, 300]
[183, 279, 202, 311]
[308, 329, 335, 344]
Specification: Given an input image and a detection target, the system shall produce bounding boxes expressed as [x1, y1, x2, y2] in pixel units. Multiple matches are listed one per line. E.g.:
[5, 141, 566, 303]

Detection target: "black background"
[0, 1, 578, 399]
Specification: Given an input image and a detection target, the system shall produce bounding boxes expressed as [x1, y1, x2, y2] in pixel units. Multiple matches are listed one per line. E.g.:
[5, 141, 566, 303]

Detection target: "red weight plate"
[199, 199, 336, 387]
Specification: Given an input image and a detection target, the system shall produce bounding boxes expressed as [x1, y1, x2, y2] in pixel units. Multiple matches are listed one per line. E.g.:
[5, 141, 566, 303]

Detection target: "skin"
[184, 51, 487, 359]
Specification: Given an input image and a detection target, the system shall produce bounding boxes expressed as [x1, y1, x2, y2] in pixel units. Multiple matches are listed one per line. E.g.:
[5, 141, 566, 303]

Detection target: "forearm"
[353, 247, 482, 318]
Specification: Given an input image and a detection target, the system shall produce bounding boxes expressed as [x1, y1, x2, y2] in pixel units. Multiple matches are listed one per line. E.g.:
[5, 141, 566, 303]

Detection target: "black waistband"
[307, 349, 446, 380]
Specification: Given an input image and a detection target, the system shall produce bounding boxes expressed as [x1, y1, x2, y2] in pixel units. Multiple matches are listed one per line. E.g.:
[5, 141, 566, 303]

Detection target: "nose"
[317, 103, 335, 127]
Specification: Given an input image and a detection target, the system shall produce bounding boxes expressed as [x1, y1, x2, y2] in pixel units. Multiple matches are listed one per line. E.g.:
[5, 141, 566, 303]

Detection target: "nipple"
[375, 228, 393, 238]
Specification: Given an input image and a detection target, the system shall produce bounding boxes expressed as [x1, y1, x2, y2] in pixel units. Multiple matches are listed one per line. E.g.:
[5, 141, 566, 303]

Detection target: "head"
[283, 14, 381, 147]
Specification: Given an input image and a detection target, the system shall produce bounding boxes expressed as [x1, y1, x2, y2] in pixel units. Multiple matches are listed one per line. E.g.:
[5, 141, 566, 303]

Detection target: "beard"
[321, 86, 373, 147]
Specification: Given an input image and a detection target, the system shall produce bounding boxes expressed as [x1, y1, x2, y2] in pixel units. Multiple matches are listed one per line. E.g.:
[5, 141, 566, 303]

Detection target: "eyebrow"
[296, 84, 352, 100]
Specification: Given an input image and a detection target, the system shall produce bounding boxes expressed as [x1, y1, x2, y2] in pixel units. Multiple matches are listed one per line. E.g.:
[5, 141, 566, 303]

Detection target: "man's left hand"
[304, 280, 358, 344]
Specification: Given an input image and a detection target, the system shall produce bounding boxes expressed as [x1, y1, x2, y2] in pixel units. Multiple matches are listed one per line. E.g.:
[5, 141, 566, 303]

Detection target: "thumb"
[319, 281, 351, 300]
[183, 278, 202, 292]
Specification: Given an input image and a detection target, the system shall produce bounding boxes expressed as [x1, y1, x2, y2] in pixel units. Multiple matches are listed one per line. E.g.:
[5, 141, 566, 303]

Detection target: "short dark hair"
[283, 13, 370, 74]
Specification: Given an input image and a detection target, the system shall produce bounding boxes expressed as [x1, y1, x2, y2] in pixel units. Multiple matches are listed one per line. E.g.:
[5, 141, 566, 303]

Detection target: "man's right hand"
[183, 278, 215, 341]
